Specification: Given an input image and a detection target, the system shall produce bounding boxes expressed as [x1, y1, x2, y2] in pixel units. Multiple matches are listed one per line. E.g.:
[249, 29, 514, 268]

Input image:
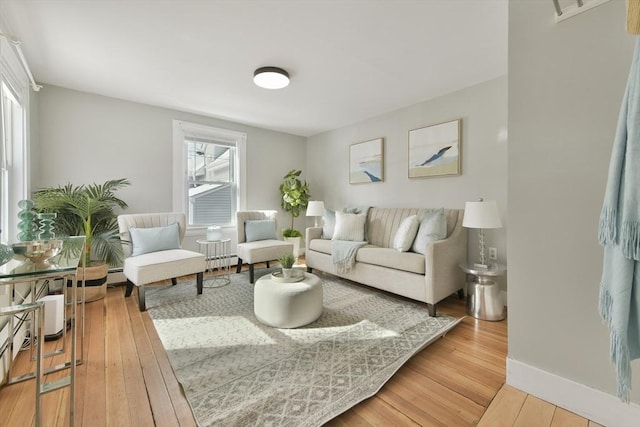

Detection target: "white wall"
[306, 76, 508, 286]
[508, 0, 640, 415]
[35, 85, 307, 248]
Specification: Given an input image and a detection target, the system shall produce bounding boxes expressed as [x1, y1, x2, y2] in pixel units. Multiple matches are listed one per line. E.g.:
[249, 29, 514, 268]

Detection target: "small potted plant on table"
[278, 252, 296, 279]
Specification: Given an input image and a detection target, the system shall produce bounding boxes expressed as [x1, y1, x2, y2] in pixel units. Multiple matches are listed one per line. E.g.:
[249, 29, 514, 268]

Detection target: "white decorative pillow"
[411, 208, 447, 254]
[332, 211, 366, 241]
[393, 215, 420, 252]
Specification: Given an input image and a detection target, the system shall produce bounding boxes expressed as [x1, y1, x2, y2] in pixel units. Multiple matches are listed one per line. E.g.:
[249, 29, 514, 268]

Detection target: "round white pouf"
[254, 272, 323, 328]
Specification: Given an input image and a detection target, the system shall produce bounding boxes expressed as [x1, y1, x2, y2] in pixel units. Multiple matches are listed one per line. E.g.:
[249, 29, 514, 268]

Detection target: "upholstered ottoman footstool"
[254, 272, 323, 328]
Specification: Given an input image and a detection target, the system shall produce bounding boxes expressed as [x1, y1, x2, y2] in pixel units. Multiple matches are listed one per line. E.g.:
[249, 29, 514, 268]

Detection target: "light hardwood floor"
[0, 267, 600, 426]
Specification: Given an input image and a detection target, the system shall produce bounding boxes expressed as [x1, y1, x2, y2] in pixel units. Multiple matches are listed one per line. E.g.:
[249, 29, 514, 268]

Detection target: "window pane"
[188, 182, 233, 225]
[186, 140, 236, 226]
[187, 142, 233, 184]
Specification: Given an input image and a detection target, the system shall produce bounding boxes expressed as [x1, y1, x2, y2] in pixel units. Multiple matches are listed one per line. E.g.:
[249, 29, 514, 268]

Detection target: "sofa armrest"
[423, 212, 467, 303]
[306, 227, 323, 246]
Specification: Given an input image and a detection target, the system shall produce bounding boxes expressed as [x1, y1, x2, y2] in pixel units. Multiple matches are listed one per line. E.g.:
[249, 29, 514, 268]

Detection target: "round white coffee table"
[254, 271, 323, 328]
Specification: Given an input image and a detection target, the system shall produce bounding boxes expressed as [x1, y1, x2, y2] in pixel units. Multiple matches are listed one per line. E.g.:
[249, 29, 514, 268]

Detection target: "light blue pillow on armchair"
[411, 208, 447, 255]
[245, 219, 277, 242]
[130, 222, 181, 256]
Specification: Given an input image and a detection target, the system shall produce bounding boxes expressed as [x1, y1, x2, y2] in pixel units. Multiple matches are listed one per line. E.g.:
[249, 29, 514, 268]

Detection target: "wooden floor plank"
[81, 298, 107, 426]
[551, 406, 589, 427]
[477, 384, 528, 427]
[124, 292, 179, 427]
[514, 395, 556, 427]
[104, 288, 133, 427]
[405, 352, 499, 407]
[141, 309, 197, 426]
[379, 366, 484, 426]
[115, 289, 155, 427]
[351, 396, 420, 426]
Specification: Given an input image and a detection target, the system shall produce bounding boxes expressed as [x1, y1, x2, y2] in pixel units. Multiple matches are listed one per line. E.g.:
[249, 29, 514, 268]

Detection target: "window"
[173, 121, 246, 228]
[0, 36, 29, 244]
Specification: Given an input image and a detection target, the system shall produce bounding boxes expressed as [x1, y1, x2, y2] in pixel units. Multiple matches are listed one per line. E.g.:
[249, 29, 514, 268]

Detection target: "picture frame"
[408, 119, 461, 178]
[349, 137, 384, 184]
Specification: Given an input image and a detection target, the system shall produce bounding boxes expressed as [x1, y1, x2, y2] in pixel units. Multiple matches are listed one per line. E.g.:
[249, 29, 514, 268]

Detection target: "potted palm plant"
[279, 169, 310, 258]
[33, 178, 130, 301]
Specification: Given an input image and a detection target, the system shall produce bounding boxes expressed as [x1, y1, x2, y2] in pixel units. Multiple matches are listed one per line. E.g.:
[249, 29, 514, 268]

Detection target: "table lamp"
[462, 199, 502, 269]
[306, 201, 325, 227]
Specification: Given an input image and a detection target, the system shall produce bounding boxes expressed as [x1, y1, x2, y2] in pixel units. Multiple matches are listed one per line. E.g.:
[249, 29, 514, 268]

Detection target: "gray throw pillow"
[322, 208, 336, 239]
[411, 208, 447, 254]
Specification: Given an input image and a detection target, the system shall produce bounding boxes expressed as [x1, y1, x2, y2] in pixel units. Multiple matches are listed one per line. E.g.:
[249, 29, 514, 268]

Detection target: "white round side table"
[459, 263, 506, 321]
[197, 239, 231, 288]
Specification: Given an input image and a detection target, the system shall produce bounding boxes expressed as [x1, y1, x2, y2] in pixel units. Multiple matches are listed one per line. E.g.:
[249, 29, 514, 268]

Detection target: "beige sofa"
[305, 207, 466, 316]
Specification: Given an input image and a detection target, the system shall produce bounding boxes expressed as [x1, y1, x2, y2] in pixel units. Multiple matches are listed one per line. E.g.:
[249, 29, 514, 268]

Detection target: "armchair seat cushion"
[123, 248, 205, 286]
[237, 239, 293, 265]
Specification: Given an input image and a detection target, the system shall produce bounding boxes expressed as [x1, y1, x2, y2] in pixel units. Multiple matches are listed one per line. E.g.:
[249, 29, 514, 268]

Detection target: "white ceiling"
[0, 0, 508, 137]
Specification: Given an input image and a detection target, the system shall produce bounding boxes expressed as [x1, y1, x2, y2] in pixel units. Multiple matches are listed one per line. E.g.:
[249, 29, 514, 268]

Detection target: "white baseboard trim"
[507, 357, 640, 427]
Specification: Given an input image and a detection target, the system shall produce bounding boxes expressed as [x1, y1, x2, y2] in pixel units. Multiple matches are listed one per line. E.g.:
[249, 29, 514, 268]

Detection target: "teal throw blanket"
[599, 37, 640, 403]
[332, 239, 367, 274]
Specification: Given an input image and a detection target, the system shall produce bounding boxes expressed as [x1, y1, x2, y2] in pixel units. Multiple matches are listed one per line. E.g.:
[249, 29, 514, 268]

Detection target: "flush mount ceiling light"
[253, 66, 290, 89]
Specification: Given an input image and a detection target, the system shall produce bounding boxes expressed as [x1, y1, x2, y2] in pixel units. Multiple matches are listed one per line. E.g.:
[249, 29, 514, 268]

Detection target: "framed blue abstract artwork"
[408, 119, 461, 178]
[349, 137, 384, 184]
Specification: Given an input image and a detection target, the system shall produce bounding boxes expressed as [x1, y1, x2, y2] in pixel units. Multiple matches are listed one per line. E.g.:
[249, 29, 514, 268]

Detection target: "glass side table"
[197, 239, 231, 288]
[459, 263, 506, 321]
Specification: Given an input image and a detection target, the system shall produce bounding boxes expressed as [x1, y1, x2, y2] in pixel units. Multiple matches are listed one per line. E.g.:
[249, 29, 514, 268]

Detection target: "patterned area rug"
[146, 269, 462, 426]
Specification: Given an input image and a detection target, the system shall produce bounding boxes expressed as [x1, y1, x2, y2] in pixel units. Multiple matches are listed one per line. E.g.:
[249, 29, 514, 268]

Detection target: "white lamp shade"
[462, 200, 502, 229]
[306, 201, 325, 217]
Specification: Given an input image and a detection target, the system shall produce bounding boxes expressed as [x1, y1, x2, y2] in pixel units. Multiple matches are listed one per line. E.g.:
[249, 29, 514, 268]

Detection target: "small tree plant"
[279, 169, 310, 237]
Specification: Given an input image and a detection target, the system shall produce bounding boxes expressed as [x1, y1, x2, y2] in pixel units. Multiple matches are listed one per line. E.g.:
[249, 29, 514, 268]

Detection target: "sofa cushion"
[356, 246, 425, 275]
[333, 211, 366, 241]
[412, 208, 447, 254]
[393, 215, 420, 252]
[129, 222, 180, 256]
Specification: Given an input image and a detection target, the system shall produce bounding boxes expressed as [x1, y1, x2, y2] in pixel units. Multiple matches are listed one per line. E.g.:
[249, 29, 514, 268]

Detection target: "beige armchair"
[117, 212, 206, 311]
[236, 210, 293, 283]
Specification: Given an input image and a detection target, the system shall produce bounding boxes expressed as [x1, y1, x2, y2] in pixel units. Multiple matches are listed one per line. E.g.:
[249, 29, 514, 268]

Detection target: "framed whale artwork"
[408, 119, 461, 178]
[349, 137, 384, 184]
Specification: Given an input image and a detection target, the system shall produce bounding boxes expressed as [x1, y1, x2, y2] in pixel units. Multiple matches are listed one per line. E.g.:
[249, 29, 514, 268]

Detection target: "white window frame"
[172, 120, 246, 232]
[0, 35, 29, 244]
